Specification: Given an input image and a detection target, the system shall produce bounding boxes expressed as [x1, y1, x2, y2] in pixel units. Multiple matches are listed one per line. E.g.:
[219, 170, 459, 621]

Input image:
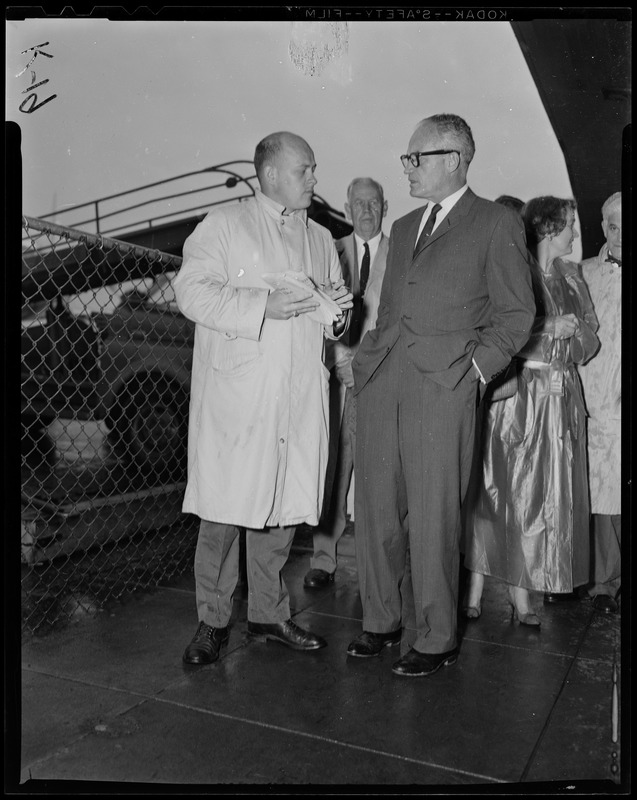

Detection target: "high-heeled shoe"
[513, 607, 541, 627]
[462, 605, 481, 620]
[508, 586, 541, 628]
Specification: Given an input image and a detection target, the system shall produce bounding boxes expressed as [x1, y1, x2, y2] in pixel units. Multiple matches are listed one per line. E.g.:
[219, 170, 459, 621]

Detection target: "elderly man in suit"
[304, 178, 389, 589]
[347, 113, 535, 676]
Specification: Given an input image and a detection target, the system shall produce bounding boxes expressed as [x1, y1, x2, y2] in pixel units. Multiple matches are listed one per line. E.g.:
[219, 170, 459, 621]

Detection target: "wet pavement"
[13, 526, 625, 792]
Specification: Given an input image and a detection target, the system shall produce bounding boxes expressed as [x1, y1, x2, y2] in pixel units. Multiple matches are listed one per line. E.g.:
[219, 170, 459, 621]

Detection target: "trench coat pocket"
[495, 368, 535, 445]
[210, 337, 261, 374]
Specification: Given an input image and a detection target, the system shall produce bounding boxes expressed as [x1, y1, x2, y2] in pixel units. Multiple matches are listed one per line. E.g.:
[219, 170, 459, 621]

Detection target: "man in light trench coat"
[174, 131, 353, 664]
[578, 192, 622, 614]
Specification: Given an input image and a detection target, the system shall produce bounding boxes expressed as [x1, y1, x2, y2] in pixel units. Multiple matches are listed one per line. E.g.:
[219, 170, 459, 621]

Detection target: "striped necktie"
[414, 203, 442, 255]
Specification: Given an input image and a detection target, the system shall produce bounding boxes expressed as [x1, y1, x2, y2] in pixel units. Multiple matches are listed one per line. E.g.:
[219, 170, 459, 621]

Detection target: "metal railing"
[33, 160, 258, 237]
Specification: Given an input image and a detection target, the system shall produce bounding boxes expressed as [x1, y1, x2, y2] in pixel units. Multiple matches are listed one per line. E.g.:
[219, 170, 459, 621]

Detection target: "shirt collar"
[417, 184, 468, 237]
[354, 231, 382, 251]
[600, 242, 622, 268]
[256, 188, 309, 226]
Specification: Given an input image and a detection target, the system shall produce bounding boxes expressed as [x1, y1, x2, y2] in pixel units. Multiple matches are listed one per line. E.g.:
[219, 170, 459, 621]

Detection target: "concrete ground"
[13, 527, 625, 792]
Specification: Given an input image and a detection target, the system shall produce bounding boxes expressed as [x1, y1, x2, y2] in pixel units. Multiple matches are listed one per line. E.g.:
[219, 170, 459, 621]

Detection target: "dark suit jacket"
[352, 189, 535, 392]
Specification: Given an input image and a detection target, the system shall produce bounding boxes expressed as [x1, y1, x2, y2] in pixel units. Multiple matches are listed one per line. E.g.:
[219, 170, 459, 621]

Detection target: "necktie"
[605, 253, 621, 267]
[360, 242, 371, 297]
[414, 203, 442, 255]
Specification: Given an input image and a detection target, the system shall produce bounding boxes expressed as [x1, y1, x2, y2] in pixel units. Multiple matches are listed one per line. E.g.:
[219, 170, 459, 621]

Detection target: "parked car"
[21, 294, 107, 469]
[21, 276, 192, 480]
[95, 275, 193, 477]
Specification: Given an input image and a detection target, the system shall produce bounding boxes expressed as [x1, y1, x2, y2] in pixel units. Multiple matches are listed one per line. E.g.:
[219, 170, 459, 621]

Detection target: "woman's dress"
[464, 258, 599, 592]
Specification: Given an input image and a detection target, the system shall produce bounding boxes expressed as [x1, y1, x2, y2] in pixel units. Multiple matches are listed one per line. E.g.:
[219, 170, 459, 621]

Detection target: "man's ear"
[344, 202, 352, 223]
[447, 151, 461, 174]
[382, 201, 388, 218]
[264, 163, 277, 187]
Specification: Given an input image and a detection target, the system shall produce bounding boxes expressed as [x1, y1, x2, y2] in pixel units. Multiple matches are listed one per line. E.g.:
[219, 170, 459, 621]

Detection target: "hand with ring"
[265, 287, 320, 320]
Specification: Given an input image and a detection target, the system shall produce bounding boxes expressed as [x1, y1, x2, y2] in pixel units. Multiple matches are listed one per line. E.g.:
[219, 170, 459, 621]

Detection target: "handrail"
[97, 194, 255, 238]
[36, 161, 258, 235]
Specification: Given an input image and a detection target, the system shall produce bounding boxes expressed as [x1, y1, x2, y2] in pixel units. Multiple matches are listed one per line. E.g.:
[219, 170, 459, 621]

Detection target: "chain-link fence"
[21, 216, 202, 635]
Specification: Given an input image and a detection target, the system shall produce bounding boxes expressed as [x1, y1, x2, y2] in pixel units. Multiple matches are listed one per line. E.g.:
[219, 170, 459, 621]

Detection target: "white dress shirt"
[414, 184, 469, 240]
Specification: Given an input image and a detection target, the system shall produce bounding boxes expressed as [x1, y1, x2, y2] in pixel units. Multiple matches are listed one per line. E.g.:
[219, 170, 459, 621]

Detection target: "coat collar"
[255, 188, 309, 226]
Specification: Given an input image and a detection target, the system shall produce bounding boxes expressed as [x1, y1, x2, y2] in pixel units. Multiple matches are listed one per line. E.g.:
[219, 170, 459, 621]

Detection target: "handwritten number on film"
[17, 42, 57, 113]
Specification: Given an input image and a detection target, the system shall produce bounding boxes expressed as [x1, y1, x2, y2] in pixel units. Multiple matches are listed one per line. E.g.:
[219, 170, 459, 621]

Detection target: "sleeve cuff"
[472, 358, 487, 384]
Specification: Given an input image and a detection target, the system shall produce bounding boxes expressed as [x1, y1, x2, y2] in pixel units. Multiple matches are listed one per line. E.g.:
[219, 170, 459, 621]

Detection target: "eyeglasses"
[400, 150, 459, 168]
[351, 200, 382, 212]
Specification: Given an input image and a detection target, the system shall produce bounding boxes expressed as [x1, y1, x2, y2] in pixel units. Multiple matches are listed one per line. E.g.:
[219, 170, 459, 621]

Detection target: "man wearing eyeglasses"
[347, 114, 535, 676]
[304, 177, 389, 590]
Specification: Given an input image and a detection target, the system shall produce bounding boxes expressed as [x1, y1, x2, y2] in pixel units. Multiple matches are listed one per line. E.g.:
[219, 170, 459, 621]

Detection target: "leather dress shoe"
[392, 646, 459, 677]
[592, 594, 619, 614]
[183, 622, 229, 665]
[304, 568, 335, 589]
[247, 619, 327, 650]
[347, 629, 402, 657]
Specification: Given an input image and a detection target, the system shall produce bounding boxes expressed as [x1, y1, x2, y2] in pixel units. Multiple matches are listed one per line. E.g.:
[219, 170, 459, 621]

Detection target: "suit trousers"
[311, 387, 356, 573]
[194, 519, 296, 627]
[355, 341, 483, 654]
[587, 514, 621, 598]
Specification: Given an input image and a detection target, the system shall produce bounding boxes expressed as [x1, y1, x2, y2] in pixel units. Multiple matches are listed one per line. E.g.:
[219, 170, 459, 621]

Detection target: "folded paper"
[262, 271, 342, 325]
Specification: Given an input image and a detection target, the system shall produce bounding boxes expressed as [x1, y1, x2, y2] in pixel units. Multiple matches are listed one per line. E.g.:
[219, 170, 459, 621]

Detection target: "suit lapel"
[372, 233, 388, 270]
[350, 235, 360, 294]
[407, 212, 425, 256]
[410, 189, 476, 261]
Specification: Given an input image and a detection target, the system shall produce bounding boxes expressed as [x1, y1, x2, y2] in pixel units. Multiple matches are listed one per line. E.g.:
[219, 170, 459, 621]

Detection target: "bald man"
[174, 132, 352, 664]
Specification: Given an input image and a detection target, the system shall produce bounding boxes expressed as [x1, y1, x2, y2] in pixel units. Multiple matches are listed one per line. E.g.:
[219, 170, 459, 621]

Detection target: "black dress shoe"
[304, 568, 335, 589]
[392, 646, 459, 677]
[347, 629, 402, 657]
[247, 619, 327, 650]
[183, 622, 230, 665]
[592, 594, 619, 614]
